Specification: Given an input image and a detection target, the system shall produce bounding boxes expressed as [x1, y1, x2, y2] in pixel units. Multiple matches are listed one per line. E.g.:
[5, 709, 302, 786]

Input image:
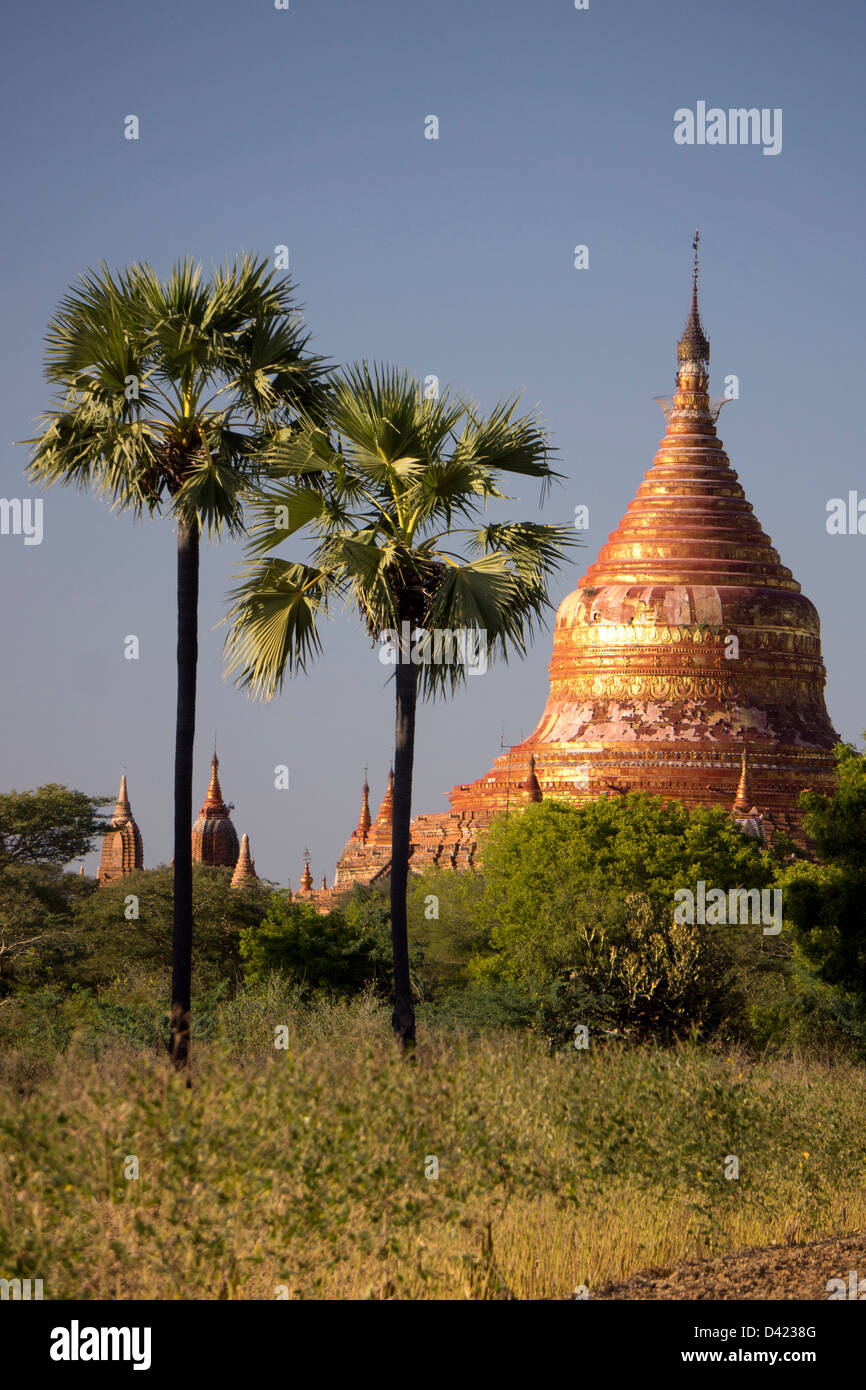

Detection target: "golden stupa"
[313, 237, 839, 902]
[446, 234, 838, 847]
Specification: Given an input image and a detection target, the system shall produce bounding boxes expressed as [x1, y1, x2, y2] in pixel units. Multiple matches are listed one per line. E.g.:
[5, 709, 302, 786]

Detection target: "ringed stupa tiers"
[317, 237, 838, 894]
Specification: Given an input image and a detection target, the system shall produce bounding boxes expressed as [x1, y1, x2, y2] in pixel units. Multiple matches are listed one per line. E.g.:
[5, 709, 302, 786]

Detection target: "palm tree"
[25, 255, 329, 1068]
[225, 363, 575, 1049]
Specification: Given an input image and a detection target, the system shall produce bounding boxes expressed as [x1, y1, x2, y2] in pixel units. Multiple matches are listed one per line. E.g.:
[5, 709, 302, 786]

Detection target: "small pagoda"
[191, 752, 240, 869]
[97, 773, 144, 885]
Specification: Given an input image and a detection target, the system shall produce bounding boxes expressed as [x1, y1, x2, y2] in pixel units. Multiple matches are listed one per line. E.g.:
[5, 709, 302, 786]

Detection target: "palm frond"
[224, 558, 337, 696]
[226, 358, 572, 701]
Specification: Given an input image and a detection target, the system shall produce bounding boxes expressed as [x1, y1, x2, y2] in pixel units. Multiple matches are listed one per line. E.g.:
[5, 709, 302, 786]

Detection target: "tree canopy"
[782, 742, 866, 1014]
[468, 794, 777, 1042]
[0, 784, 109, 868]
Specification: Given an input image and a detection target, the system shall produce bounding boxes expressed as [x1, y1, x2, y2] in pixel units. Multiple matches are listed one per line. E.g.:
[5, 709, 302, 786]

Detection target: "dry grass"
[1, 984, 864, 1299]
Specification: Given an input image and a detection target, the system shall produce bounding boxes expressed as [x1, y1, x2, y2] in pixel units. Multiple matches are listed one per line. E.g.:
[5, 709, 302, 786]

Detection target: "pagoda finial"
[203, 750, 224, 810]
[524, 753, 543, 804]
[299, 848, 313, 893]
[677, 229, 710, 368]
[734, 747, 754, 813]
[356, 766, 372, 843]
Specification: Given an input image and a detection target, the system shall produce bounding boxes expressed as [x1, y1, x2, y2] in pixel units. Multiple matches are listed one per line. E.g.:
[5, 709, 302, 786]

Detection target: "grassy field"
[1, 981, 864, 1300]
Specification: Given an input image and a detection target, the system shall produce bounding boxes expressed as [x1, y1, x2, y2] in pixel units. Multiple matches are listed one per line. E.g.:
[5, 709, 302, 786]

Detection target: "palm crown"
[26, 253, 330, 533]
[226, 361, 575, 695]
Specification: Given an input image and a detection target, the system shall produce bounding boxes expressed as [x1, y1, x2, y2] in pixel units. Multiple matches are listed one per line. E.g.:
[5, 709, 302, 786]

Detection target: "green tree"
[26, 257, 329, 1067]
[477, 793, 773, 940]
[0, 784, 108, 867]
[225, 363, 574, 1048]
[239, 895, 392, 996]
[406, 867, 488, 997]
[471, 794, 776, 1041]
[67, 865, 274, 994]
[0, 785, 106, 995]
[0, 864, 88, 997]
[782, 741, 866, 1014]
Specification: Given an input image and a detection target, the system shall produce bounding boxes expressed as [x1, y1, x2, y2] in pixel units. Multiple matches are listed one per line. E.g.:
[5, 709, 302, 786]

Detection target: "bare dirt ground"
[592, 1233, 866, 1300]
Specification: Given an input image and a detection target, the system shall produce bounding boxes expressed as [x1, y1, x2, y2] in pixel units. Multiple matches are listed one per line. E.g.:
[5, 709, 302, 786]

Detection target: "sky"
[1, 0, 864, 885]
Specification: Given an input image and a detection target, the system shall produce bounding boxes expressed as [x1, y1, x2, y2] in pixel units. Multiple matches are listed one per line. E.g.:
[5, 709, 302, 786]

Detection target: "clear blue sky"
[2, 0, 864, 884]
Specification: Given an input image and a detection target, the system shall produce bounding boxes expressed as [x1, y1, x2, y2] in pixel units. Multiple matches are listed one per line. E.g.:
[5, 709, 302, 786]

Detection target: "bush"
[239, 896, 392, 996]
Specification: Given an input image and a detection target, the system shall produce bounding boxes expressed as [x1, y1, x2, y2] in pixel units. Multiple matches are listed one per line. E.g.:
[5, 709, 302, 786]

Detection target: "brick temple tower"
[191, 752, 240, 868]
[97, 772, 144, 885]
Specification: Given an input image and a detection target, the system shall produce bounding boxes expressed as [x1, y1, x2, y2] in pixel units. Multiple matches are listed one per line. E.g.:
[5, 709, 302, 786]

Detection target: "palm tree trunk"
[170, 517, 199, 1071]
[390, 655, 418, 1050]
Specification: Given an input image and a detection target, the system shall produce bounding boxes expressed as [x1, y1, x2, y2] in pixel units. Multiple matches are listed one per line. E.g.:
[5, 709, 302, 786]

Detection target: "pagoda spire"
[113, 771, 132, 823]
[677, 229, 710, 369]
[733, 748, 754, 813]
[230, 832, 258, 888]
[192, 750, 240, 868]
[356, 766, 372, 844]
[97, 771, 144, 885]
[202, 751, 226, 813]
[299, 846, 313, 894]
[368, 767, 395, 844]
[524, 753, 543, 804]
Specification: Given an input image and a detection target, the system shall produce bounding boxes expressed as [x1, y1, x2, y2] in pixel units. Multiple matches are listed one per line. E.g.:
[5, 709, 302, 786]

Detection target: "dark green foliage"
[477, 793, 774, 928]
[0, 864, 93, 997]
[406, 868, 488, 997]
[470, 795, 777, 1044]
[66, 865, 273, 993]
[1, 861, 272, 1006]
[0, 784, 109, 867]
[782, 741, 866, 1016]
[239, 894, 392, 997]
